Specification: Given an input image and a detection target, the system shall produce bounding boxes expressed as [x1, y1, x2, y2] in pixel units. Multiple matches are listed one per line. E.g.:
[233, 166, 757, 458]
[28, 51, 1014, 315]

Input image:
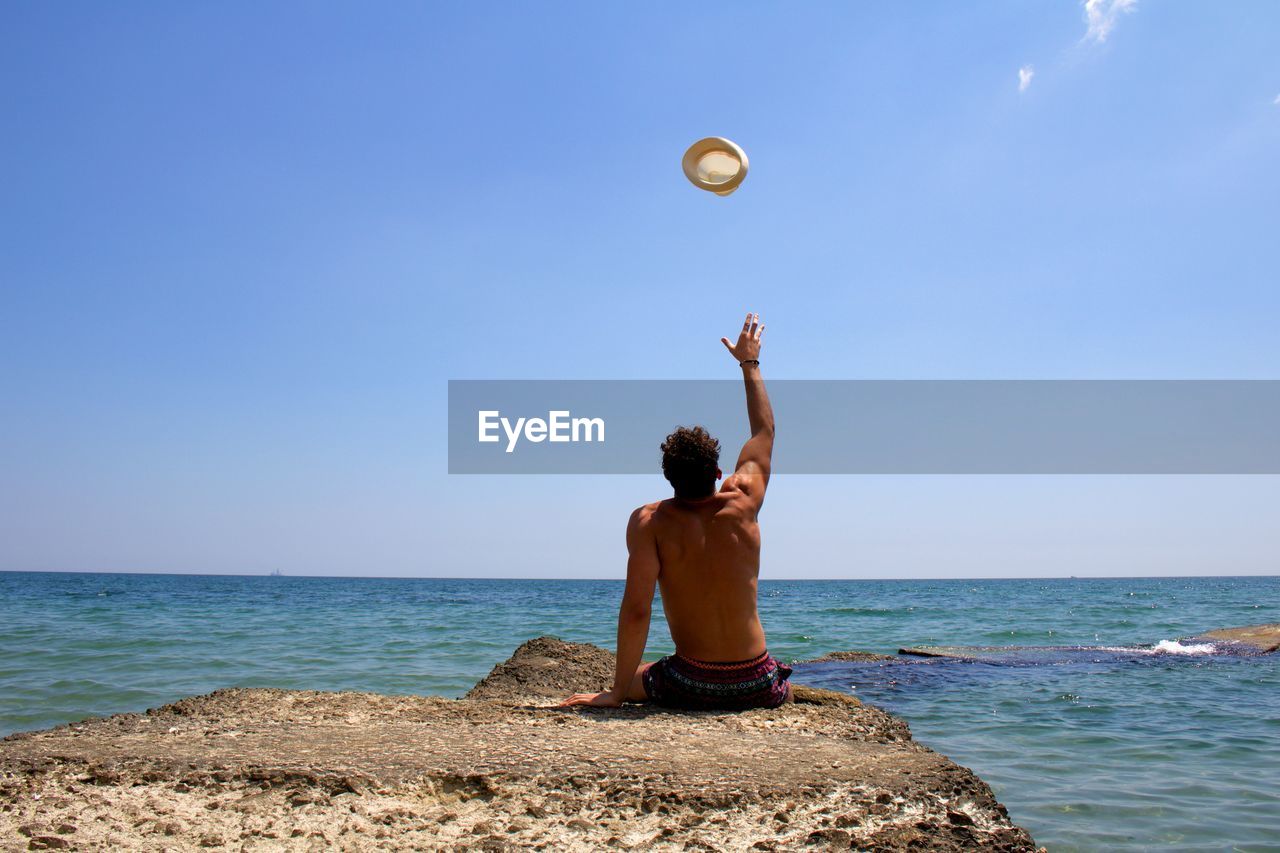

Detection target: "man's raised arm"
[720, 312, 774, 502]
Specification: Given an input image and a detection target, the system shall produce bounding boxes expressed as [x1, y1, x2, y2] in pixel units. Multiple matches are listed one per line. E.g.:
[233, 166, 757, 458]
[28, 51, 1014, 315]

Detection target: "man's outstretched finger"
[721, 337, 734, 353]
[755, 323, 764, 341]
[743, 312, 753, 332]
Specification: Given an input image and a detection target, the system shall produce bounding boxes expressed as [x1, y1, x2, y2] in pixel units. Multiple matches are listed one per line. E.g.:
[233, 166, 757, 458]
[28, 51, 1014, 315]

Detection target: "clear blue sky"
[3, 2, 1278, 578]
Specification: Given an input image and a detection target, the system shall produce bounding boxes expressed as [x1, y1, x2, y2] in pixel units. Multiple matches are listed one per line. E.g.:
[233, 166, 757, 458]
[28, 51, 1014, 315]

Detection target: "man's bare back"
[634, 481, 765, 663]
[561, 313, 785, 710]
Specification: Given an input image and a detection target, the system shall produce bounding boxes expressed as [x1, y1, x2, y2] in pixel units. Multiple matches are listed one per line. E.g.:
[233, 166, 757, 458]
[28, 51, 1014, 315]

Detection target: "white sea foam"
[1098, 640, 1218, 656]
[1153, 640, 1217, 655]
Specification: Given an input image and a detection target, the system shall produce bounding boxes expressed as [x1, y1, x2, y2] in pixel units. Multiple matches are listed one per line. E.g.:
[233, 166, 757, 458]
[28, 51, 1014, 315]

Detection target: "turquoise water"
[2, 572, 1277, 851]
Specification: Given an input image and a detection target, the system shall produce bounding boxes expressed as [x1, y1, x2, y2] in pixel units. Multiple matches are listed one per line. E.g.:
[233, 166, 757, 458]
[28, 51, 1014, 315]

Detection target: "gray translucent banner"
[448, 380, 1280, 474]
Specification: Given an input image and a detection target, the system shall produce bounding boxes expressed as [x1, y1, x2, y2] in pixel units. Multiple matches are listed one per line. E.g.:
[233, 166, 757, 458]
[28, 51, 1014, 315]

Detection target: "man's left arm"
[559, 508, 659, 707]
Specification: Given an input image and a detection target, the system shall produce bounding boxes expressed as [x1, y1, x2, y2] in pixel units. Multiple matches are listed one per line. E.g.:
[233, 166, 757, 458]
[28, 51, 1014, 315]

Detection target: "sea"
[1, 572, 1277, 851]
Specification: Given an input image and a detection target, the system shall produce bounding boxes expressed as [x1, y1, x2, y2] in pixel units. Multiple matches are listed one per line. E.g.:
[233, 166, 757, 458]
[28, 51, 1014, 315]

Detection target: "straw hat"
[681, 137, 749, 196]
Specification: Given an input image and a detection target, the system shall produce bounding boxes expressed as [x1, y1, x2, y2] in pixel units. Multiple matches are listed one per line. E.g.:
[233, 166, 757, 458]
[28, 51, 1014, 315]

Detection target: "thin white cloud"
[1018, 65, 1035, 93]
[1274, 94, 1280, 106]
[1083, 0, 1138, 43]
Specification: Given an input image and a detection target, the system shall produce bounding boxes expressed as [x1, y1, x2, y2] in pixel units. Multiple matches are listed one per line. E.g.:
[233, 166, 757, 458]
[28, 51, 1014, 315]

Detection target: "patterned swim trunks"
[642, 650, 793, 711]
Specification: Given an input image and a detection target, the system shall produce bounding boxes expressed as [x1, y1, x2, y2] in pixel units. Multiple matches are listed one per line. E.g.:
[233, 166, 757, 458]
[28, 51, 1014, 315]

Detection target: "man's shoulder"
[629, 501, 664, 527]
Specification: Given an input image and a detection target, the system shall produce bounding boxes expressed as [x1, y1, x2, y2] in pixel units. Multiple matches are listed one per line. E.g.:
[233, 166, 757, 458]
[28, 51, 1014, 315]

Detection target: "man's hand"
[721, 312, 763, 363]
[557, 689, 623, 708]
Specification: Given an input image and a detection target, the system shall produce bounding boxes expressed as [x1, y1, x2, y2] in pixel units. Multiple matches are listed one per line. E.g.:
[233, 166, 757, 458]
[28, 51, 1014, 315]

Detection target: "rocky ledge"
[1, 638, 1037, 851]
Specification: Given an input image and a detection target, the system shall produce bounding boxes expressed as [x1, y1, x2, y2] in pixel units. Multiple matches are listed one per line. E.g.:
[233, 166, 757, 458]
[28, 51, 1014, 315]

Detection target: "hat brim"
[682, 137, 749, 195]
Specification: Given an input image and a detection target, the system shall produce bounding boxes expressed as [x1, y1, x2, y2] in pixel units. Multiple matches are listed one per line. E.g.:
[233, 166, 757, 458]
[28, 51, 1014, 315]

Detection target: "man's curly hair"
[660, 426, 721, 500]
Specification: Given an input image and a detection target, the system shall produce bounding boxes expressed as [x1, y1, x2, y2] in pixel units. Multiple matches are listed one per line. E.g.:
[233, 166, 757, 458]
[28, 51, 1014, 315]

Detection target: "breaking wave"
[1098, 640, 1218, 656]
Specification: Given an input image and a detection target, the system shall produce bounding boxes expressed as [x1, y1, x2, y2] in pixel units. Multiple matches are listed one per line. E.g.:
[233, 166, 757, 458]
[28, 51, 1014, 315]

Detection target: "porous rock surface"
[799, 650, 900, 664]
[1, 637, 1038, 851]
[1197, 622, 1280, 653]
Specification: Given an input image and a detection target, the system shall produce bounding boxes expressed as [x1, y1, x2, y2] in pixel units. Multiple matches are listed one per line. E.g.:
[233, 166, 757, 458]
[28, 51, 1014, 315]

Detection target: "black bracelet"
[739, 359, 760, 367]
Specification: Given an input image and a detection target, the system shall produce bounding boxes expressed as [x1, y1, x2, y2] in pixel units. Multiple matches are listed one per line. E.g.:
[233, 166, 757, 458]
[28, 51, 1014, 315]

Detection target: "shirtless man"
[559, 312, 791, 710]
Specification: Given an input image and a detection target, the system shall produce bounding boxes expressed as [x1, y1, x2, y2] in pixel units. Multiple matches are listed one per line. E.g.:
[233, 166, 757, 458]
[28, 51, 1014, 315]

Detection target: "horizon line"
[2, 569, 1276, 582]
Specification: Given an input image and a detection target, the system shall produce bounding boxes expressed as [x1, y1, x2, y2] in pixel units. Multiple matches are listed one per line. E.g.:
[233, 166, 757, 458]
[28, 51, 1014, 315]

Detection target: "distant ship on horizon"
[269, 569, 284, 577]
